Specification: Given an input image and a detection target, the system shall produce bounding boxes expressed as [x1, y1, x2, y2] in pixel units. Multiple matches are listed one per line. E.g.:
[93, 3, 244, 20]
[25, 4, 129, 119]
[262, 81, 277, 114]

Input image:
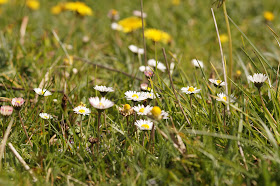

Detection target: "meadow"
[0, 0, 280, 185]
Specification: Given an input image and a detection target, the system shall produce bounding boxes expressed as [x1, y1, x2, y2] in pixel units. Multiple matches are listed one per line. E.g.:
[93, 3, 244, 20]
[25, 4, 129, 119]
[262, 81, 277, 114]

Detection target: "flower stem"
[97, 112, 102, 154]
[258, 89, 277, 126]
[18, 112, 33, 147]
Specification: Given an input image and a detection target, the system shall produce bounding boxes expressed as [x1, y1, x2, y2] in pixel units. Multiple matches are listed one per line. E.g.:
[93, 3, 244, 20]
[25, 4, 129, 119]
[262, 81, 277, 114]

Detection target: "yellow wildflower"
[150, 106, 162, 120]
[220, 34, 228, 43]
[65, 2, 93, 16]
[172, 0, 181, 5]
[118, 16, 144, 33]
[51, 4, 64, 15]
[0, 0, 7, 5]
[263, 11, 274, 21]
[26, 0, 40, 10]
[144, 29, 171, 44]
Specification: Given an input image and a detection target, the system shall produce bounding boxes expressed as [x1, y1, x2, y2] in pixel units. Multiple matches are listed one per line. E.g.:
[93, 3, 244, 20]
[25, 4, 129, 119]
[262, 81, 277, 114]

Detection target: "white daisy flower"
[148, 59, 166, 72]
[111, 22, 123, 31]
[94, 85, 114, 96]
[135, 119, 153, 131]
[73, 106, 91, 116]
[39, 113, 53, 120]
[133, 10, 147, 18]
[181, 86, 200, 94]
[34, 88, 52, 96]
[125, 91, 146, 102]
[139, 65, 153, 72]
[128, 45, 144, 55]
[209, 79, 226, 87]
[191, 59, 204, 68]
[144, 91, 160, 99]
[248, 73, 268, 88]
[161, 110, 169, 120]
[89, 97, 114, 110]
[133, 104, 153, 115]
[216, 93, 235, 103]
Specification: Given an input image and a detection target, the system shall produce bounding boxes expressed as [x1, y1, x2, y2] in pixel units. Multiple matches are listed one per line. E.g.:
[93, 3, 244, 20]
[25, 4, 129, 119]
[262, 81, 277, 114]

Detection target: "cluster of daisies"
[181, 59, 269, 104]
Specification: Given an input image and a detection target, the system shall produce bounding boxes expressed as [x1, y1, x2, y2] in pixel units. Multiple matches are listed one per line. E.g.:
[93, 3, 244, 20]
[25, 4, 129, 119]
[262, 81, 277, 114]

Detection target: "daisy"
[144, 91, 160, 100]
[181, 86, 200, 94]
[161, 110, 169, 120]
[89, 97, 114, 110]
[39, 113, 53, 120]
[191, 59, 204, 68]
[128, 45, 144, 55]
[133, 10, 147, 18]
[34, 88, 52, 96]
[11, 98, 25, 108]
[135, 119, 154, 131]
[209, 79, 225, 87]
[133, 104, 153, 115]
[216, 93, 235, 103]
[94, 85, 114, 96]
[125, 91, 146, 102]
[140, 83, 149, 91]
[248, 73, 268, 88]
[73, 106, 91, 116]
[148, 59, 166, 72]
[107, 9, 119, 21]
[0, 106, 13, 116]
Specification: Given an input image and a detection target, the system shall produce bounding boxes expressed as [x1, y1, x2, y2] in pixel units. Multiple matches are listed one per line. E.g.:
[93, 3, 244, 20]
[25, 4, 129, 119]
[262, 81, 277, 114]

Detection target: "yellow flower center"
[188, 87, 195, 92]
[132, 94, 139, 98]
[139, 108, 145, 113]
[111, 9, 118, 15]
[151, 106, 161, 117]
[124, 104, 131, 111]
[41, 91, 45, 95]
[16, 101, 21, 104]
[147, 87, 151, 91]
[99, 102, 104, 106]
[79, 109, 85, 113]
[141, 124, 150, 129]
[216, 80, 221, 84]
[222, 96, 227, 102]
[44, 116, 48, 119]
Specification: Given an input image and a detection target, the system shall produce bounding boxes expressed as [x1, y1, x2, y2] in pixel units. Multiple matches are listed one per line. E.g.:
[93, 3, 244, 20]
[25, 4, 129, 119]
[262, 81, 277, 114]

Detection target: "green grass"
[1, 0, 280, 185]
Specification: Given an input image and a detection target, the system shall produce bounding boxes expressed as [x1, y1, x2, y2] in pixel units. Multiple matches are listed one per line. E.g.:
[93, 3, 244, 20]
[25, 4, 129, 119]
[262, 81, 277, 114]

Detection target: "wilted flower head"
[209, 79, 225, 87]
[144, 29, 171, 44]
[11, 98, 25, 108]
[128, 45, 144, 55]
[117, 16, 145, 33]
[107, 9, 119, 21]
[264, 11, 274, 21]
[89, 97, 114, 111]
[39, 113, 53, 120]
[119, 104, 134, 117]
[248, 73, 268, 89]
[73, 106, 91, 116]
[135, 119, 153, 131]
[181, 86, 200, 95]
[191, 59, 204, 68]
[133, 104, 153, 116]
[125, 91, 146, 102]
[216, 93, 235, 103]
[148, 59, 166, 72]
[0, 106, 13, 116]
[34, 88, 52, 96]
[133, 10, 147, 18]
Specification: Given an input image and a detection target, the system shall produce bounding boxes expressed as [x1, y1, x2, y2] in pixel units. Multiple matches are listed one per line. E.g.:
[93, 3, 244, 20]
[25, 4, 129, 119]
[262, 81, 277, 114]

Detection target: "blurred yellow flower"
[27, 0, 40, 10]
[0, 0, 7, 5]
[220, 34, 228, 43]
[263, 11, 274, 21]
[51, 4, 64, 15]
[172, 0, 181, 5]
[118, 16, 144, 33]
[65, 2, 93, 16]
[144, 29, 171, 44]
